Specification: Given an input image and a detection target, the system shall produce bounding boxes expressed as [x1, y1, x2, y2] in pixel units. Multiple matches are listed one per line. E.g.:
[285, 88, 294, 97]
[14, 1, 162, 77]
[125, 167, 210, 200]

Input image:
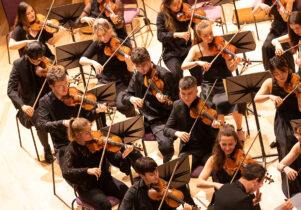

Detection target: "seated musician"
[79, 18, 135, 118]
[214, 163, 293, 210]
[61, 117, 131, 210]
[197, 124, 251, 190]
[163, 76, 219, 171]
[37, 66, 107, 161]
[120, 47, 178, 163]
[76, 0, 128, 40]
[119, 156, 194, 210]
[7, 41, 53, 163]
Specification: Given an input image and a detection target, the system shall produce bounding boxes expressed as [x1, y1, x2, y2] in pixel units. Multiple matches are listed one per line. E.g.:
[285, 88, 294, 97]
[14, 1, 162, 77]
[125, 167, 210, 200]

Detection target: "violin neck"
[151, 186, 185, 205]
[98, 137, 124, 147]
[149, 81, 163, 95]
[202, 111, 216, 122]
[223, 48, 236, 57]
[45, 22, 60, 30]
[193, 13, 208, 21]
[276, 0, 288, 15]
[117, 49, 126, 57]
[105, 4, 115, 15]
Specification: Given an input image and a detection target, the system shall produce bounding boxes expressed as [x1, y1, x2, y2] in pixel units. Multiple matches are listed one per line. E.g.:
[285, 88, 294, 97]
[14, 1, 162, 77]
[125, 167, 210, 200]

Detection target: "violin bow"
[282, 80, 301, 103]
[36, 0, 55, 41]
[230, 130, 260, 184]
[281, 42, 301, 55]
[188, 79, 218, 136]
[158, 160, 180, 210]
[187, 0, 198, 32]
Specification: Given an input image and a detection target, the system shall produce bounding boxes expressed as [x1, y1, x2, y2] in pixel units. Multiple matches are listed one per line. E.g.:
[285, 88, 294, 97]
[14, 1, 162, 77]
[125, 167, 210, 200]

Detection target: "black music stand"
[223, 71, 276, 167]
[47, 2, 85, 42]
[87, 82, 116, 103]
[157, 156, 191, 189]
[56, 39, 96, 87]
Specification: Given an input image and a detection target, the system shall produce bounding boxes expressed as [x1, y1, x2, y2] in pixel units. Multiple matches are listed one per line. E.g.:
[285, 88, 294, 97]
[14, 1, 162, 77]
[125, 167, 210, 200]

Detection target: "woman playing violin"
[9, 1, 66, 60]
[61, 117, 130, 210]
[197, 124, 249, 190]
[181, 20, 246, 142]
[79, 18, 135, 117]
[254, 56, 301, 197]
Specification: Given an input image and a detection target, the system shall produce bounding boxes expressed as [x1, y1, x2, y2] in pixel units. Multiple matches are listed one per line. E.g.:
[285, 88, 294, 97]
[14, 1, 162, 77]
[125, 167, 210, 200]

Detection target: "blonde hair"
[93, 18, 116, 42]
[67, 118, 90, 142]
[195, 20, 211, 43]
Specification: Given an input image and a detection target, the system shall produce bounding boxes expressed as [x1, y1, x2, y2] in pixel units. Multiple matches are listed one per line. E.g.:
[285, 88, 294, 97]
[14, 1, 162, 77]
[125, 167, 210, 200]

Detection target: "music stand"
[157, 156, 191, 189]
[56, 39, 96, 87]
[87, 82, 116, 103]
[223, 71, 276, 167]
[274, 193, 301, 209]
[47, 2, 85, 42]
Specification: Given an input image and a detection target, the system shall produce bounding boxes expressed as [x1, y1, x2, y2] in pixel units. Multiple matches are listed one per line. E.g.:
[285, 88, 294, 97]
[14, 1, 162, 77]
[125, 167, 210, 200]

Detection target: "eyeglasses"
[29, 56, 44, 63]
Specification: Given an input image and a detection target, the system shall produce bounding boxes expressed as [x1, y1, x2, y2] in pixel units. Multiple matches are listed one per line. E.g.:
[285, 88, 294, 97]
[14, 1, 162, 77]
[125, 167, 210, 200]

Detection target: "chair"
[16, 113, 40, 161]
[121, 0, 153, 47]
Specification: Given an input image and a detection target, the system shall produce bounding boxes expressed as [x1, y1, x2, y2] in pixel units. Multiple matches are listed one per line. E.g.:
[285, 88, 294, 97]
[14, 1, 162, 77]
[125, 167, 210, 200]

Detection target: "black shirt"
[119, 178, 175, 210]
[82, 39, 132, 84]
[121, 64, 178, 123]
[156, 11, 192, 61]
[163, 98, 217, 154]
[38, 91, 100, 150]
[11, 24, 54, 59]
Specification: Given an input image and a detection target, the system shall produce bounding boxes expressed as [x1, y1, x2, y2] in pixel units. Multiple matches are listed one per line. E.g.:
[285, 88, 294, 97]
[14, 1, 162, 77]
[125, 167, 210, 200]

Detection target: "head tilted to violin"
[288, 11, 301, 50]
[47, 66, 68, 98]
[14, 1, 35, 27]
[269, 56, 292, 83]
[93, 18, 116, 43]
[130, 47, 152, 75]
[67, 118, 92, 145]
[24, 41, 45, 63]
[135, 157, 159, 186]
[179, 76, 198, 107]
[195, 20, 213, 44]
[212, 124, 242, 171]
[160, 0, 183, 32]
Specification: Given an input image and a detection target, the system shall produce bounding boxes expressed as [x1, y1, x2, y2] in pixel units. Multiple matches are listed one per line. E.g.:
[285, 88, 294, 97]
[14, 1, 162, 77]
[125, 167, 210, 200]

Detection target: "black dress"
[200, 54, 246, 115]
[272, 79, 301, 196]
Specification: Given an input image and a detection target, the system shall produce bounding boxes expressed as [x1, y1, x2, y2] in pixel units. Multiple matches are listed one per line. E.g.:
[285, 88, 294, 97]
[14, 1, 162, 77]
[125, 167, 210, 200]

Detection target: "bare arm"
[254, 78, 273, 103]
[9, 38, 33, 50]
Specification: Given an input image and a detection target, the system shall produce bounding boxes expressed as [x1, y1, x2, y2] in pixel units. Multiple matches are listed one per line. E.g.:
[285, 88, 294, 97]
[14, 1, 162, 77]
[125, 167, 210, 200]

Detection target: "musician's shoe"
[44, 147, 54, 163]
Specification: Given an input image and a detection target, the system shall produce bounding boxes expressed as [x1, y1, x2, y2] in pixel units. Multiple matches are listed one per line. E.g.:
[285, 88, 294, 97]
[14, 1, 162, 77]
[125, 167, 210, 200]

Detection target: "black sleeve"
[121, 73, 138, 105]
[119, 185, 137, 210]
[156, 12, 175, 43]
[82, 41, 98, 59]
[41, 30, 53, 43]
[162, 69, 178, 101]
[163, 102, 178, 138]
[11, 25, 26, 41]
[81, 108, 100, 123]
[106, 151, 131, 174]
[7, 62, 24, 109]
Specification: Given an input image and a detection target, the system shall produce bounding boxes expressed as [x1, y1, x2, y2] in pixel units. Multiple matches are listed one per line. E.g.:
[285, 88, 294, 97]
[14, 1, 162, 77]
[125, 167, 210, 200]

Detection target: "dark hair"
[46, 66, 66, 86]
[179, 76, 197, 90]
[242, 163, 266, 182]
[269, 56, 292, 83]
[13, 2, 34, 37]
[134, 157, 158, 175]
[288, 11, 301, 53]
[212, 124, 242, 171]
[24, 41, 45, 59]
[160, 0, 177, 32]
[130, 47, 151, 64]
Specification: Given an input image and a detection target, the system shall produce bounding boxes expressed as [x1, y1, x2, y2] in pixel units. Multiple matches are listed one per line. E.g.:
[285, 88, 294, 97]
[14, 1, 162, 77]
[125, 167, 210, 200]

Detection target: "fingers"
[275, 97, 283, 107]
[275, 48, 284, 56]
[181, 133, 190, 142]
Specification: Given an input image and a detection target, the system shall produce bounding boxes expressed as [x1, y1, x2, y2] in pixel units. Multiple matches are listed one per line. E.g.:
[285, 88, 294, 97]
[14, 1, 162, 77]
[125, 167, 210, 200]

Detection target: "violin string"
[188, 79, 217, 136]
[37, 0, 55, 42]
[230, 130, 260, 184]
[158, 160, 180, 210]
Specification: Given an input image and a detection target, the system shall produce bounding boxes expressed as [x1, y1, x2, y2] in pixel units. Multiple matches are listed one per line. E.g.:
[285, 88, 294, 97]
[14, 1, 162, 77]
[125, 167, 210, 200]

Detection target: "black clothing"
[262, 0, 295, 71]
[272, 78, 301, 196]
[215, 167, 241, 184]
[7, 56, 50, 148]
[11, 24, 54, 60]
[163, 98, 218, 170]
[201, 55, 246, 115]
[38, 91, 100, 151]
[214, 180, 259, 210]
[62, 141, 129, 209]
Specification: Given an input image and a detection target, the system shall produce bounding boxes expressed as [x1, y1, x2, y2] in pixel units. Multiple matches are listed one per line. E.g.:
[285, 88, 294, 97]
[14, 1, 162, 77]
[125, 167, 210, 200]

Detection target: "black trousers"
[179, 151, 211, 171]
[78, 177, 128, 210]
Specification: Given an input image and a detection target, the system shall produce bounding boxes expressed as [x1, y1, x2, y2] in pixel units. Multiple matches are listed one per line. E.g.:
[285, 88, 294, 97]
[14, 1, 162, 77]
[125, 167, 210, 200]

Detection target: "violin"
[61, 87, 107, 110]
[104, 37, 131, 62]
[283, 73, 301, 98]
[177, 3, 223, 25]
[99, 0, 123, 26]
[85, 131, 143, 152]
[143, 67, 173, 106]
[272, 0, 294, 22]
[30, 14, 66, 33]
[190, 98, 217, 125]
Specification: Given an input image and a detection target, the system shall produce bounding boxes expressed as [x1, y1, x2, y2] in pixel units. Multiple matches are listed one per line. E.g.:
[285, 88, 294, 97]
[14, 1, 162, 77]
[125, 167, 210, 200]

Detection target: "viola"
[61, 87, 107, 110]
[143, 68, 173, 106]
[85, 131, 143, 152]
[99, 0, 122, 26]
[189, 98, 217, 125]
[104, 37, 131, 62]
[30, 14, 67, 33]
[283, 73, 301, 98]
[177, 3, 224, 25]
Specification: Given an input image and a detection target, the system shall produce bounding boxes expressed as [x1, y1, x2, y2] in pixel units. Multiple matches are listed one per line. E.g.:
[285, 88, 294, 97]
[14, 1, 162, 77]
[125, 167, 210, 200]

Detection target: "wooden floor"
[0, 0, 292, 209]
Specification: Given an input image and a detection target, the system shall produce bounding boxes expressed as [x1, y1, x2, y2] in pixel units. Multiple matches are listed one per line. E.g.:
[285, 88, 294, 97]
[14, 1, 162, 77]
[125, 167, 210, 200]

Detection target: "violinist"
[121, 47, 177, 163]
[157, 0, 201, 89]
[181, 20, 246, 143]
[7, 41, 53, 163]
[119, 156, 194, 210]
[254, 56, 301, 196]
[9, 1, 66, 60]
[164, 76, 220, 171]
[197, 124, 249, 190]
[61, 117, 130, 210]
[273, 11, 301, 75]
[79, 18, 135, 117]
[76, 0, 128, 40]
[38, 67, 107, 161]
[253, 0, 295, 72]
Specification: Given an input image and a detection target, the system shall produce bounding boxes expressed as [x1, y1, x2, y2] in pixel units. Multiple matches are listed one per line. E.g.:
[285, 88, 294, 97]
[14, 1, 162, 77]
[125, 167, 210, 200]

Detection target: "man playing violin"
[121, 47, 178, 163]
[7, 41, 53, 163]
[164, 76, 220, 171]
[119, 156, 194, 210]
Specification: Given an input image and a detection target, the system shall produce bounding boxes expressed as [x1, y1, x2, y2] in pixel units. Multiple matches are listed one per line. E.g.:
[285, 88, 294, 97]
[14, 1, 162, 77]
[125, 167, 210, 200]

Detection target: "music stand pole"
[233, 0, 240, 30]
